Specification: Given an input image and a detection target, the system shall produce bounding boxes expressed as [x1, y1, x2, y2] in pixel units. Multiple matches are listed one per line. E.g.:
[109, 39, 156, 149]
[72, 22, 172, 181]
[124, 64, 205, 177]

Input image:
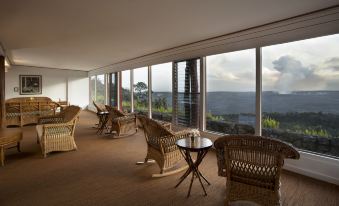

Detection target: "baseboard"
[284, 152, 339, 185]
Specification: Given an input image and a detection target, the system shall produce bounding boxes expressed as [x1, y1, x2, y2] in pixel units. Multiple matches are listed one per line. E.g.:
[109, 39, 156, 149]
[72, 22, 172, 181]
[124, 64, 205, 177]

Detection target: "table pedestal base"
[175, 149, 210, 197]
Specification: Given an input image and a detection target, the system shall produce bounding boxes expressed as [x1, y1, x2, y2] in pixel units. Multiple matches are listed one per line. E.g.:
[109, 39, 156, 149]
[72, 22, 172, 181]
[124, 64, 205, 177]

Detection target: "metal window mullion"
[199, 57, 206, 131]
[255, 47, 262, 136]
[105, 74, 109, 105]
[148, 66, 152, 118]
[117, 72, 121, 110]
[130, 69, 134, 113]
[94, 75, 97, 101]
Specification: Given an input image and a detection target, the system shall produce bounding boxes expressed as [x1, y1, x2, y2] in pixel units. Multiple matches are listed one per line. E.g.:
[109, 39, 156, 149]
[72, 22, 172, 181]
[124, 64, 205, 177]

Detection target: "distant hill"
[153, 91, 339, 115]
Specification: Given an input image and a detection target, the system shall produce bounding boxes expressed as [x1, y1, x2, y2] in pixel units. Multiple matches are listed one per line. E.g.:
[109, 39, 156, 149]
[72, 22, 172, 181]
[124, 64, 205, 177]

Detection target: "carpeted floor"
[1, 111, 338, 206]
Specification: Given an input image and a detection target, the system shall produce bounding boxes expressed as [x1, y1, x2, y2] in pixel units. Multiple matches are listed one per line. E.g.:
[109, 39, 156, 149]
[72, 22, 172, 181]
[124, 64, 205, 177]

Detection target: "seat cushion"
[36, 125, 43, 140]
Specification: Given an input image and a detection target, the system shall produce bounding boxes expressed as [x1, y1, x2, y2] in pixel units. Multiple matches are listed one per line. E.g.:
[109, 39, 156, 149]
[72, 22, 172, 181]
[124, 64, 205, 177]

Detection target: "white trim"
[89, 7, 339, 76]
[284, 152, 339, 185]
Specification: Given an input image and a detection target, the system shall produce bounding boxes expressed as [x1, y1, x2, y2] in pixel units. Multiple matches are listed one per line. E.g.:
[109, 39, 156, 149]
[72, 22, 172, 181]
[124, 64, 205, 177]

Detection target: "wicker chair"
[138, 115, 200, 177]
[36, 105, 81, 158]
[104, 105, 138, 136]
[214, 135, 300, 206]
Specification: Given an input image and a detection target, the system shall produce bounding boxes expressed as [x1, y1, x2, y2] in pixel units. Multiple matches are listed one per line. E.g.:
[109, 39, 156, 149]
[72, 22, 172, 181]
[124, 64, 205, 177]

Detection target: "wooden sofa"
[5, 97, 60, 127]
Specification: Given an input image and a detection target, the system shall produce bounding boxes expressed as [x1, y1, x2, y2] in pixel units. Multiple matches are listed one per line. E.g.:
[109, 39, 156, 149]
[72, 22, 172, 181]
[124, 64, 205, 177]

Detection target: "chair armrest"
[113, 115, 136, 123]
[41, 122, 75, 138]
[38, 115, 64, 124]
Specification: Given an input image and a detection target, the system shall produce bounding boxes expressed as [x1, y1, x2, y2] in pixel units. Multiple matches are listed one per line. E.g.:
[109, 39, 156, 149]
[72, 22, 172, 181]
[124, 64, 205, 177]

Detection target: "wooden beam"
[0, 56, 5, 128]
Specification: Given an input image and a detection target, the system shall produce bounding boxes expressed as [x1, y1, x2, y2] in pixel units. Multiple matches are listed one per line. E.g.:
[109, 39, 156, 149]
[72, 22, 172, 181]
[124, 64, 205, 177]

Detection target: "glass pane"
[206, 49, 256, 134]
[133, 67, 148, 115]
[121, 70, 131, 112]
[173, 59, 200, 128]
[152, 63, 172, 122]
[262, 34, 339, 158]
[109, 73, 117, 107]
[96, 74, 105, 104]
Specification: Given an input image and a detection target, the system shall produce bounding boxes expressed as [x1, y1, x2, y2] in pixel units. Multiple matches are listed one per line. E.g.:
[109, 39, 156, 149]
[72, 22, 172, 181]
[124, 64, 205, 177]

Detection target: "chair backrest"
[105, 105, 126, 119]
[61, 105, 81, 123]
[93, 101, 106, 113]
[138, 115, 173, 141]
[214, 135, 299, 191]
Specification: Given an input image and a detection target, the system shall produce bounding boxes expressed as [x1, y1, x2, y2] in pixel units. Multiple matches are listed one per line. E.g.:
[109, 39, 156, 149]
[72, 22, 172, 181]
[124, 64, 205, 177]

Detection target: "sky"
[123, 33, 339, 93]
[207, 33, 339, 93]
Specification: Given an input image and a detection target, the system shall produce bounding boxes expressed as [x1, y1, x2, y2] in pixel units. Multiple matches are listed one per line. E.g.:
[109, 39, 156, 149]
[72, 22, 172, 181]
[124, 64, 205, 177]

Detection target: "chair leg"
[1, 147, 5, 166]
[17, 142, 21, 152]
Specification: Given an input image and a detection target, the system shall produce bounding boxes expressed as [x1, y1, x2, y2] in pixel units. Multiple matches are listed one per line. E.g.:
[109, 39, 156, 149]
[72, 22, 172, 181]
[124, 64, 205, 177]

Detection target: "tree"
[134, 82, 148, 107]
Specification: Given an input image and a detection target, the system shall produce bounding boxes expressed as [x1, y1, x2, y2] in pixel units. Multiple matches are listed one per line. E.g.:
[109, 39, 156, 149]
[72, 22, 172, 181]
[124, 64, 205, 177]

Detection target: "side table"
[0, 128, 23, 166]
[175, 136, 213, 197]
[96, 111, 109, 134]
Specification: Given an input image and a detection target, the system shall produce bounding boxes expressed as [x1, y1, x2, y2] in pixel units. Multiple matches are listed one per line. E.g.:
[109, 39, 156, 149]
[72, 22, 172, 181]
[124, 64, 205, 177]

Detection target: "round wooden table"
[175, 136, 213, 197]
[0, 128, 23, 166]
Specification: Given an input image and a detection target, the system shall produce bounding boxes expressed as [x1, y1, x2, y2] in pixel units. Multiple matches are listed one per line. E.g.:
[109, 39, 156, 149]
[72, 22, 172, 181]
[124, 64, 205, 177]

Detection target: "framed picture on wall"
[19, 75, 42, 95]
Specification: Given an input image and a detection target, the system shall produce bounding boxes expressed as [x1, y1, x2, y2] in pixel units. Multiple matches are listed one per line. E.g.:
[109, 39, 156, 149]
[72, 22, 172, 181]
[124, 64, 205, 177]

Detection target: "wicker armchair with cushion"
[214, 135, 300, 206]
[138, 115, 200, 177]
[104, 105, 138, 136]
[36, 105, 81, 158]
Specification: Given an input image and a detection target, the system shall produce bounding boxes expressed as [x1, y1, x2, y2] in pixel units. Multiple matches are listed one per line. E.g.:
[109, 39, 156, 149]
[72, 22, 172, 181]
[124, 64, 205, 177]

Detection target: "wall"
[5, 65, 89, 108]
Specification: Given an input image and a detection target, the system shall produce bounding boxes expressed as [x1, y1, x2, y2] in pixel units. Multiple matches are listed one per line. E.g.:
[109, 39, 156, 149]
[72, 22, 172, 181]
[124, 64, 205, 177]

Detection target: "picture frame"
[19, 75, 42, 95]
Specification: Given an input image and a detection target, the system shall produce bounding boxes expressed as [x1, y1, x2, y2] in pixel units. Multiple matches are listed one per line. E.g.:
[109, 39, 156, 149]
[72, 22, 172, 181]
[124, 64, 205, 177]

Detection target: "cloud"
[324, 57, 339, 71]
[272, 55, 325, 93]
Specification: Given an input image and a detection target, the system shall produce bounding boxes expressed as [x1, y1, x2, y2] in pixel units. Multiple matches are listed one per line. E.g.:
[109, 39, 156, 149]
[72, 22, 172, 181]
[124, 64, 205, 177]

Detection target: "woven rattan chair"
[104, 105, 138, 136]
[36, 105, 81, 158]
[138, 115, 200, 177]
[214, 135, 300, 206]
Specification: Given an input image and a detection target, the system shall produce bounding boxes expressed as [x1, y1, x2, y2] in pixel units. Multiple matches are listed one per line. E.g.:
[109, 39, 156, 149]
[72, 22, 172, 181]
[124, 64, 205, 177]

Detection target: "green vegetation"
[264, 112, 337, 138]
[152, 96, 172, 113]
[205, 112, 336, 138]
[134, 82, 148, 112]
[206, 112, 224, 121]
[263, 117, 280, 129]
[301, 129, 330, 138]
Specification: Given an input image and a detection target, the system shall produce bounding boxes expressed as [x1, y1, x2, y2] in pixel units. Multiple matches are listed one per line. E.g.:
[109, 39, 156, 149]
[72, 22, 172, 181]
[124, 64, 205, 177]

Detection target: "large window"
[173, 59, 200, 128]
[151, 63, 172, 122]
[133, 67, 148, 115]
[109, 73, 117, 107]
[262, 34, 339, 158]
[95, 74, 106, 104]
[206, 49, 256, 134]
[121, 70, 131, 112]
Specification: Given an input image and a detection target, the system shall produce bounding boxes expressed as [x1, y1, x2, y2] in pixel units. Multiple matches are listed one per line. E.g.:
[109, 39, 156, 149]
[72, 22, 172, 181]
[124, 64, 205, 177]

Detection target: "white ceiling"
[0, 0, 338, 71]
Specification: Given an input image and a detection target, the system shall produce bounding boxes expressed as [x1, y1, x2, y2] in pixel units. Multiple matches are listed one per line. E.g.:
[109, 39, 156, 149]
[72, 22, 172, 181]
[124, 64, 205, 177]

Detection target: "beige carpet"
[0, 111, 338, 206]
